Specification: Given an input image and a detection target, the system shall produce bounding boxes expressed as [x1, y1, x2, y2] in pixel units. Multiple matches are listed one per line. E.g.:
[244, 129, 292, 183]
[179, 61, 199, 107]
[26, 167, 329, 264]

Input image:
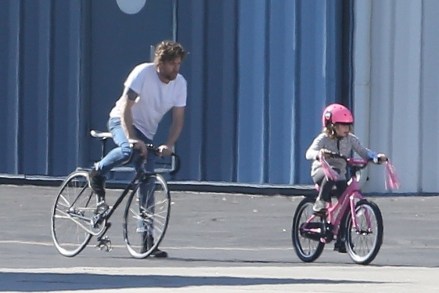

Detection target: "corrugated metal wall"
[1, 0, 350, 188]
[176, 0, 347, 184]
[353, 0, 439, 193]
[84, 0, 176, 169]
[0, 0, 175, 176]
[0, 0, 84, 175]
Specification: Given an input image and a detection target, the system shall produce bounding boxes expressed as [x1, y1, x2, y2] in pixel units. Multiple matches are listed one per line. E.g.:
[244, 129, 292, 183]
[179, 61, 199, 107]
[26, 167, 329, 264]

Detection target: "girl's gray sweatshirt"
[305, 132, 377, 179]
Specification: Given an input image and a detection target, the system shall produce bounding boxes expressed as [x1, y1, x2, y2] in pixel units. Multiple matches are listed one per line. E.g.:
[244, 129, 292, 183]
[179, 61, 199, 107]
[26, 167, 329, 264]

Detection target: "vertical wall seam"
[263, 0, 270, 183]
[80, 0, 91, 168]
[200, 1, 208, 180]
[417, 0, 424, 193]
[293, 0, 301, 182]
[368, 0, 372, 125]
[322, 1, 328, 101]
[9, 0, 22, 173]
[347, 0, 355, 108]
[172, 0, 178, 41]
[232, 0, 239, 182]
[47, 0, 54, 174]
[17, 0, 24, 174]
[389, 1, 395, 184]
[365, 0, 373, 145]
[289, 0, 297, 184]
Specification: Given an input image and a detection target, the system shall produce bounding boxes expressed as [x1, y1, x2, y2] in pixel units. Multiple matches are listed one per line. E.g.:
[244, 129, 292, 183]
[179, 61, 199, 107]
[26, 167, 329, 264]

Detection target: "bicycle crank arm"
[60, 211, 107, 236]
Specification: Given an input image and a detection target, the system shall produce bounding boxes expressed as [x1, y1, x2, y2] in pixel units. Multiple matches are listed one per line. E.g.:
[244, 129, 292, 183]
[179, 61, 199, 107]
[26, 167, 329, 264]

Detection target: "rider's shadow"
[0, 272, 383, 291]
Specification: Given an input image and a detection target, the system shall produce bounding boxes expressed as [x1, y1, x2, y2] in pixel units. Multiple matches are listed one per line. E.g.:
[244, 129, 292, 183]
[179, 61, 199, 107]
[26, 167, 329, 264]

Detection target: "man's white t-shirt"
[109, 63, 187, 140]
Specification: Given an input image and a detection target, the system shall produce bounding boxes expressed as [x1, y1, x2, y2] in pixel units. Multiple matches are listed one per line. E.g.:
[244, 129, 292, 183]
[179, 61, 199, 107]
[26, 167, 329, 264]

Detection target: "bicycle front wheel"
[123, 174, 171, 258]
[291, 197, 325, 262]
[51, 170, 94, 257]
[345, 199, 383, 265]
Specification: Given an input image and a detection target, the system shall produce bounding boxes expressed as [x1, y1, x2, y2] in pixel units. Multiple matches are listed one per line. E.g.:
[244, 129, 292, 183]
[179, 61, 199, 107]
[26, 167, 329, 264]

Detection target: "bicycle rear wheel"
[51, 170, 94, 257]
[123, 174, 171, 258]
[345, 199, 383, 265]
[291, 197, 325, 262]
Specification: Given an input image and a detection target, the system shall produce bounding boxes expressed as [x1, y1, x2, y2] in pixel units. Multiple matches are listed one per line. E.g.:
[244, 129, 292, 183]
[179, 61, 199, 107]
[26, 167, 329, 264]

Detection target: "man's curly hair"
[154, 40, 187, 65]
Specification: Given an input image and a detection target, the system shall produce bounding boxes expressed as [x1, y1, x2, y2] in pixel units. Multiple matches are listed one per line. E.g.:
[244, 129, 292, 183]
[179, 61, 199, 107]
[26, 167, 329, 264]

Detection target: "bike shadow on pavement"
[0, 271, 383, 292]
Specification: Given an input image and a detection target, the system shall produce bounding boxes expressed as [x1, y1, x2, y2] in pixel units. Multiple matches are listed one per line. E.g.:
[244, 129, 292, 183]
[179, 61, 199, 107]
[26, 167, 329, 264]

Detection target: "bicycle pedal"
[96, 236, 112, 252]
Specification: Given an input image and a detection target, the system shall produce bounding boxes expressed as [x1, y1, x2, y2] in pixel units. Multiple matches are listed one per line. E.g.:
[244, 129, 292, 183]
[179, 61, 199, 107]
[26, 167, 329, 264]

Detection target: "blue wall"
[176, 0, 345, 184]
[0, 0, 346, 186]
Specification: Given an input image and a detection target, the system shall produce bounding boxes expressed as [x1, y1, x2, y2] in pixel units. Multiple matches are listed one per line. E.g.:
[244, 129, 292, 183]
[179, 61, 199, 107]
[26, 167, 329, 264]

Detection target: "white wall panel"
[420, 0, 439, 192]
[354, 0, 438, 194]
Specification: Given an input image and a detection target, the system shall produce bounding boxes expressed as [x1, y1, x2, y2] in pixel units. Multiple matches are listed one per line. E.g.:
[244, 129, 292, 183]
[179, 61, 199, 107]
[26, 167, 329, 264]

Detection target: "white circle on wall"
[116, 0, 146, 15]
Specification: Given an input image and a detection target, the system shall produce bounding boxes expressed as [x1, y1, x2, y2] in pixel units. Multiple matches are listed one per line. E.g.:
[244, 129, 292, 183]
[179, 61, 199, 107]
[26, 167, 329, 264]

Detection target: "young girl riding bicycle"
[305, 103, 387, 214]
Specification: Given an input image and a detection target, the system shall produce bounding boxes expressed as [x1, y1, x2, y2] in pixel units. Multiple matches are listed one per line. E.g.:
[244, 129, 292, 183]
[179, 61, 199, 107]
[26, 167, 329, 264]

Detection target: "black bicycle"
[51, 130, 179, 258]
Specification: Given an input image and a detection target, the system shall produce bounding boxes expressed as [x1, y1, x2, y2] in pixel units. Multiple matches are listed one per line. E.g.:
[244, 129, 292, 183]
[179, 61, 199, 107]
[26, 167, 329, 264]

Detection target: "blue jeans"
[96, 117, 156, 234]
[95, 117, 155, 174]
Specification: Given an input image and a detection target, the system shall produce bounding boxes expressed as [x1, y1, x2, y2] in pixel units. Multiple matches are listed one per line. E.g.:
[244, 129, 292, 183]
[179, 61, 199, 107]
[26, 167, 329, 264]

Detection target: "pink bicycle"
[291, 153, 398, 265]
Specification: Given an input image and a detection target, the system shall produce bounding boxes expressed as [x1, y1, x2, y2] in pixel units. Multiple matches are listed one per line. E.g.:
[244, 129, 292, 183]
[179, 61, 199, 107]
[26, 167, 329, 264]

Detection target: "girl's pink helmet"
[322, 103, 353, 127]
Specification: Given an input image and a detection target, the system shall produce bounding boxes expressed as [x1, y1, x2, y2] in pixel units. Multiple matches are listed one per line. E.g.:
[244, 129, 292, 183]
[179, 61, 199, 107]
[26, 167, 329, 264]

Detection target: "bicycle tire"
[345, 199, 383, 265]
[51, 170, 94, 257]
[291, 197, 325, 262]
[123, 173, 171, 259]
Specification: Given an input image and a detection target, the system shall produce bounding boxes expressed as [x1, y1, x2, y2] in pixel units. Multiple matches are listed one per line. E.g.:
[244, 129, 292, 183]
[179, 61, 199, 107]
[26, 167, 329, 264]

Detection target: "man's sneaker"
[149, 248, 168, 258]
[89, 167, 106, 198]
[96, 200, 109, 215]
[313, 199, 327, 213]
[140, 235, 168, 258]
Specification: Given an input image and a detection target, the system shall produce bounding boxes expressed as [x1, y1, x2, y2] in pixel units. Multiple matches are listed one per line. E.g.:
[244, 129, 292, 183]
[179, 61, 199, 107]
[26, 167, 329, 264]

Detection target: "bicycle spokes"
[346, 201, 383, 265]
[51, 171, 95, 257]
[124, 174, 171, 259]
[292, 198, 325, 262]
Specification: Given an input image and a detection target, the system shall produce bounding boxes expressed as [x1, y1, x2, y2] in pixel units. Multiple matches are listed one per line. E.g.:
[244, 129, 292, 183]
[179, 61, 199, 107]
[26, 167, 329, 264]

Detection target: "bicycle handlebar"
[322, 151, 388, 168]
[90, 130, 180, 175]
[145, 143, 180, 175]
[321, 150, 399, 190]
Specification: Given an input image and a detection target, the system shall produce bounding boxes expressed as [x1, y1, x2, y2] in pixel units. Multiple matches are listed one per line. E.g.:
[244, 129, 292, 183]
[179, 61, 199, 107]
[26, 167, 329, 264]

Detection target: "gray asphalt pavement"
[0, 184, 438, 292]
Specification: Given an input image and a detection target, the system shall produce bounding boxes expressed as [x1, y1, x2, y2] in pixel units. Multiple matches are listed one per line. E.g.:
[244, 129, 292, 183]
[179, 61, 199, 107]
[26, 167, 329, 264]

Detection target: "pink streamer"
[320, 156, 339, 181]
[385, 160, 400, 190]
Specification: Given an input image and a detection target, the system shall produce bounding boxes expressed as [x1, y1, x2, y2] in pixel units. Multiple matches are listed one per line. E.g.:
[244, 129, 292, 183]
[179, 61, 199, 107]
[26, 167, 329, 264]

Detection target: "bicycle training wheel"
[291, 197, 325, 262]
[345, 199, 383, 265]
[51, 170, 95, 257]
[123, 174, 171, 258]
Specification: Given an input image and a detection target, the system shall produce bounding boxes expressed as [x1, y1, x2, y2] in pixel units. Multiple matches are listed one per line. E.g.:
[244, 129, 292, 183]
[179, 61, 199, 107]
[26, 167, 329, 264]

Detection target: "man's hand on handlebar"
[157, 145, 173, 157]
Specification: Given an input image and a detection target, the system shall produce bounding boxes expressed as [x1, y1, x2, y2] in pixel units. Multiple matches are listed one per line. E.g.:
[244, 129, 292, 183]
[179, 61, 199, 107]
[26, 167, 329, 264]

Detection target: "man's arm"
[159, 106, 185, 155]
[120, 87, 147, 156]
[119, 88, 138, 139]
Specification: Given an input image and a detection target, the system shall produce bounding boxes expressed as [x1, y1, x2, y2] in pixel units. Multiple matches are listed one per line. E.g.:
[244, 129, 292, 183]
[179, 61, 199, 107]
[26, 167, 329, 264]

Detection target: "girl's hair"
[153, 40, 187, 65]
[323, 125, 337, 139]
[323, 124, 353, 139]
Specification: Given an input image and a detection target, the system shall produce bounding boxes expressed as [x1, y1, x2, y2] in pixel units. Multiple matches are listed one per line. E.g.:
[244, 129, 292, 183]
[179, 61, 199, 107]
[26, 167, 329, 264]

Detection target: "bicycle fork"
[349, 196, 372, 234]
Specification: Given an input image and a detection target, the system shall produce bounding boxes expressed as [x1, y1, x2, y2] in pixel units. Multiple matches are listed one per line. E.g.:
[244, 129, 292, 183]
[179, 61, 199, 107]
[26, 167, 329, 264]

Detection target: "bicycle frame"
[52, 130, 179, 258]
[292, 154, 394, 264]
[94, 170, 146, 235]
[87, 130, 180, 228]
[304, 158, 370, 243]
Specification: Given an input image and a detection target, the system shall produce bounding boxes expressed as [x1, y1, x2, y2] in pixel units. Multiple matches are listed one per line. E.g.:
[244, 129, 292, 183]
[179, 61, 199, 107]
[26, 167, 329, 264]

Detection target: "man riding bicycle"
[89, 40, 188, 258]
